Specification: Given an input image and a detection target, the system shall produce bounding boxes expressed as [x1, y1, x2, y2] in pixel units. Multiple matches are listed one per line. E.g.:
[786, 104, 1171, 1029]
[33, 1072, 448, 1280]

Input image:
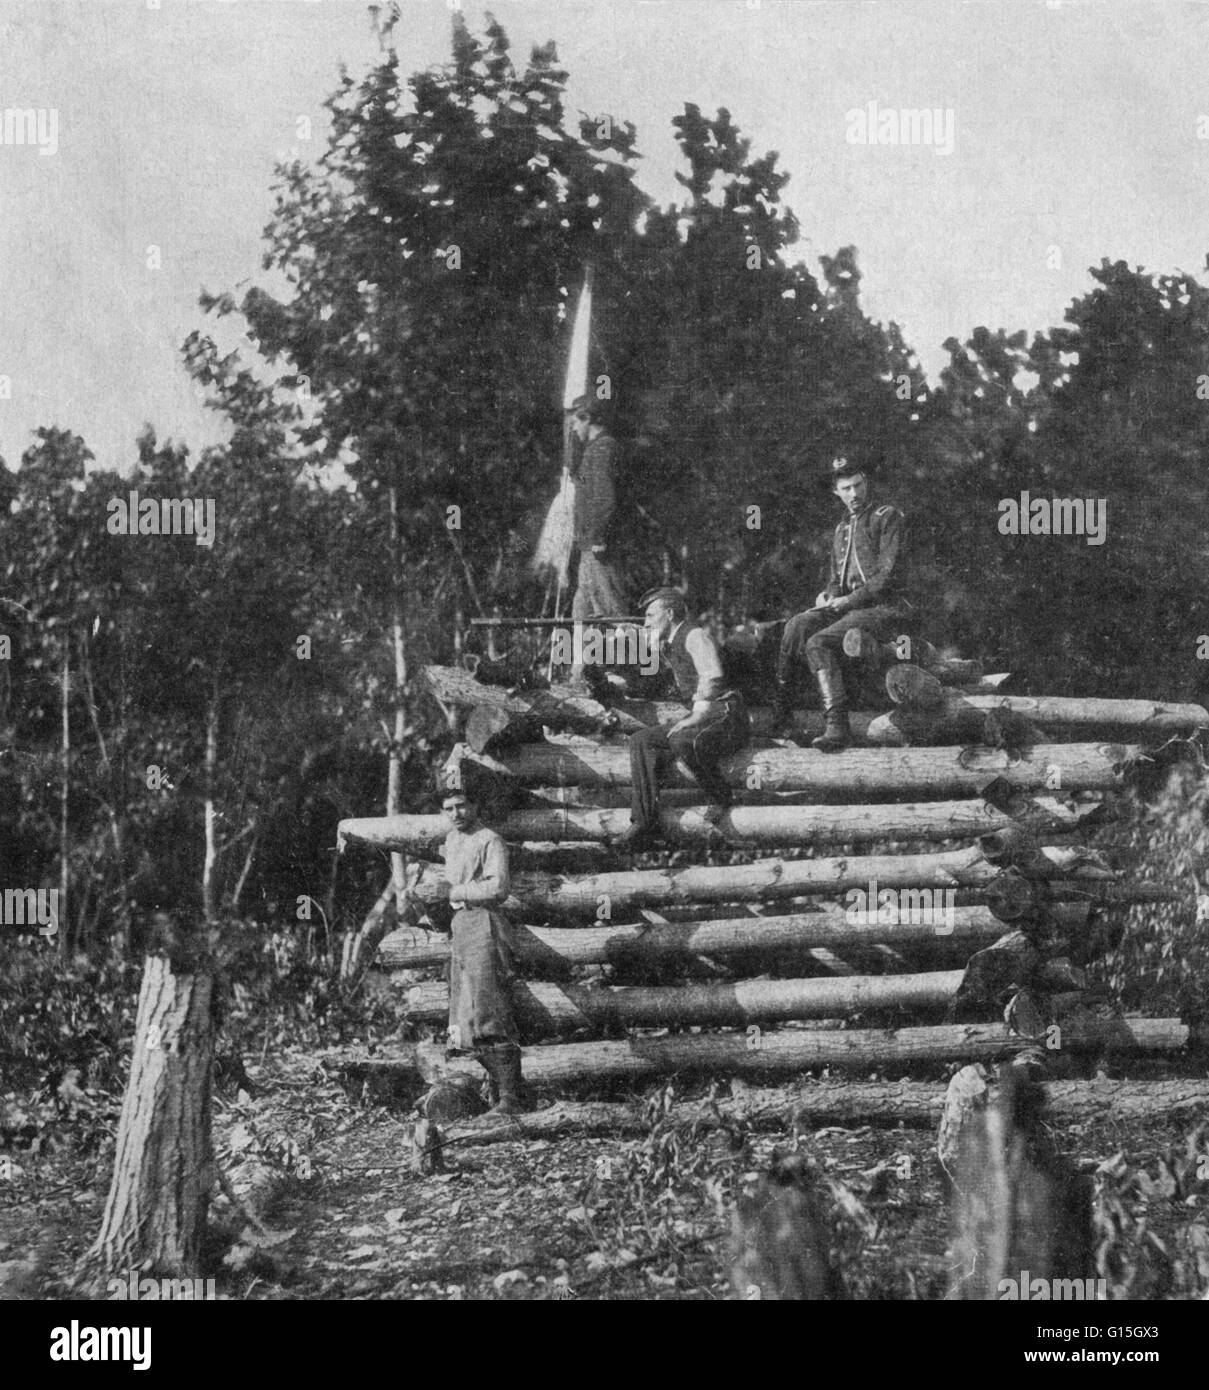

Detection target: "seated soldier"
[613, 587, 750, 849]
[773, 456, 910, 751]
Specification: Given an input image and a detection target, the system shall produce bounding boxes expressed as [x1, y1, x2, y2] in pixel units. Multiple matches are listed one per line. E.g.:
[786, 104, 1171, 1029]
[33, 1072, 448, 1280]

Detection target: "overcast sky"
[3, 0, 1209, 473]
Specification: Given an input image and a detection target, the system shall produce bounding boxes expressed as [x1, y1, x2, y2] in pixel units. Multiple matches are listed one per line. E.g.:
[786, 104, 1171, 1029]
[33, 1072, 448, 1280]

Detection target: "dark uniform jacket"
[824, 502, 907, 611]
[573, 433, 618, 549]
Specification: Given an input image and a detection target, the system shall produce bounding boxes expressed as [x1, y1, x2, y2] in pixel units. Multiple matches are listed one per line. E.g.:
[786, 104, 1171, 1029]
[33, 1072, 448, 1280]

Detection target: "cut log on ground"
[402, 844, 1125, 922]
[377, 902, 1091, 970]
[336, 1015, 1195, 1090]
[340, 795, 1102, 856]
[794, 1076, 1209, 1127]
[386, 1078, 1209, 1149]
[403, 969, 968, 1032]
[493, 741, 1140, 797]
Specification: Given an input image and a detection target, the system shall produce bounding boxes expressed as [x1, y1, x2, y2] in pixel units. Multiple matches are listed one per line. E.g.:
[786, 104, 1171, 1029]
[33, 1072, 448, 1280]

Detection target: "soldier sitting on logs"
[612, 586, 750, 850]
[772, 455, 910, 751]
[412, 773, 525, 1118]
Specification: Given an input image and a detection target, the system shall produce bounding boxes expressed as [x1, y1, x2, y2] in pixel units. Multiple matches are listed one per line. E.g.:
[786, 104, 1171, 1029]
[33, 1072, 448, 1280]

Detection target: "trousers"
[447, 907, 520, 1051]
[629, 694, 748, 829]
[570, 550, 627, 621]
[778, 603, 907, 686]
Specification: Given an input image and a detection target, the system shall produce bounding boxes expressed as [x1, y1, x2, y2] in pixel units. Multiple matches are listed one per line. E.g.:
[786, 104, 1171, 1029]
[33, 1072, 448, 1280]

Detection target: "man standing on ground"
[614, 587, 749, 849]
[772, 457, 910, 751]
[417, 779, 524, 1118]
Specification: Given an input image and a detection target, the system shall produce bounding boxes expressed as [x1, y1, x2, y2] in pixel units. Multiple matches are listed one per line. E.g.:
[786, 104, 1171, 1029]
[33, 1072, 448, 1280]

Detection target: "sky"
[3, 0, 1209, 473]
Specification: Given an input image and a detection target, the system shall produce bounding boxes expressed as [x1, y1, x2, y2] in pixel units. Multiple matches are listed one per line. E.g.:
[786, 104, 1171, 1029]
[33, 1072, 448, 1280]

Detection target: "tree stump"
[731, 1151, 846, 1300]
[946, 1069, 1093, 1299]
[81, 952, 215, 1283]
[411, 1119, 445, 1176]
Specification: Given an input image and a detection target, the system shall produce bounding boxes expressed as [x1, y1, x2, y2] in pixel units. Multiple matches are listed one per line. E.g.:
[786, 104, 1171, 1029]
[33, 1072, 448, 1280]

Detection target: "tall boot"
[769, 650, 798, 737]
[811, 666, 851, 753]
[478, 1043, 524, 1118]
[769, 677, 796, 736]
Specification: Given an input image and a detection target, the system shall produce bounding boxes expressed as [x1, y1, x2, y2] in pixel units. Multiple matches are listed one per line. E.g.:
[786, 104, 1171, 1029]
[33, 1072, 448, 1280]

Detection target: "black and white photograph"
[2, 0, 1209, 1337]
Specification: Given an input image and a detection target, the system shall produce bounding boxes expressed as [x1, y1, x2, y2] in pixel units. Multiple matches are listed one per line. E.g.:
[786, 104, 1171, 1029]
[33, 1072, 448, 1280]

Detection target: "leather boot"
[611, 820, 659, 851]
[478, 1043, 524, 1118]
[768, 677, 797, 737]
[811, 666, 851, 752]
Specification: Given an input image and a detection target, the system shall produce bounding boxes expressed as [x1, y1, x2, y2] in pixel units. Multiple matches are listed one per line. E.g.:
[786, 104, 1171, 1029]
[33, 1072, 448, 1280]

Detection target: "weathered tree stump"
[82, 950, 215, 1282]
[946, 1069, 1094, 1299]
[411, 1119, 445, 1176]
[731, 1151, 846, 1300]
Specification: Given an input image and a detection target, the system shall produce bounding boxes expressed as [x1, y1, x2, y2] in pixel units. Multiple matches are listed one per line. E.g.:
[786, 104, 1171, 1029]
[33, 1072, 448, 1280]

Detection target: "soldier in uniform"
[568, 395, 628, 624]
[418, 777, 524, 1117]
[614, 586, 749, 849]
[773, 457, 909, 751]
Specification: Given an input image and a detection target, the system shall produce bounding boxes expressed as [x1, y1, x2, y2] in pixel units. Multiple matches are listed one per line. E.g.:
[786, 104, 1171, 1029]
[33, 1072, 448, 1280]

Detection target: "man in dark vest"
[773, 456, 909, 751]
[613, 587, 749, 849]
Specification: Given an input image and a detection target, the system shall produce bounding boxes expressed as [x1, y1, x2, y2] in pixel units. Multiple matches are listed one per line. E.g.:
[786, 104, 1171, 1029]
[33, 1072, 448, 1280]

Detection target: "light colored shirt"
[442, 825, 511, 907]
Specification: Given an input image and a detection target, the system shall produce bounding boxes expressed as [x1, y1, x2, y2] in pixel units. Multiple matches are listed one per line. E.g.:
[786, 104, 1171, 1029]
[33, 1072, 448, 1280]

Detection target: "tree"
[195, 13, 650, 964]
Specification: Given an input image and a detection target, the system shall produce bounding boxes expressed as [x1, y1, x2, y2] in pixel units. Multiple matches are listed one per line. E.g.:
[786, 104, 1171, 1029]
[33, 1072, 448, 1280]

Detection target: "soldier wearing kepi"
[773, 456, 909, 751]
[568, 394, 628, 624]
[613, 587, 749, 849]
[412, 774, 524, 1118]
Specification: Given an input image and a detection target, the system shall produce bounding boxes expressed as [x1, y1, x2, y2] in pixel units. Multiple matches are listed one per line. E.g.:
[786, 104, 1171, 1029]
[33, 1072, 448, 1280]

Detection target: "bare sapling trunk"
[341, 472, 409, 983]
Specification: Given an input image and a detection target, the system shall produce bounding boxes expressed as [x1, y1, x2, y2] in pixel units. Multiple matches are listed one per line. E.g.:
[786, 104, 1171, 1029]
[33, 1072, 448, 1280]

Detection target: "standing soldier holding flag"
[533, 265, 629, 687]
[568, 393, 628, 626]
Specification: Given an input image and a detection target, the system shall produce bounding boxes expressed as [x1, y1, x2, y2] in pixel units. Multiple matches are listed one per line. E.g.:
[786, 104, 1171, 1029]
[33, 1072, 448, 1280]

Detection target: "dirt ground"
[3, 1047, 1207, 1301]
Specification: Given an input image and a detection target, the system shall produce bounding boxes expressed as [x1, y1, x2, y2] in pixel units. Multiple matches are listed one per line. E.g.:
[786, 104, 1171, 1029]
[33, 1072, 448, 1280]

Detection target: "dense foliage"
[1, 13, 1207, 962]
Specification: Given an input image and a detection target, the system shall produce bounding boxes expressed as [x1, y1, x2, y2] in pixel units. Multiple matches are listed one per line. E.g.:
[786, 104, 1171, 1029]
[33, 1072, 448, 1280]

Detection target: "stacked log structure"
[336, 648, 1208, 1103]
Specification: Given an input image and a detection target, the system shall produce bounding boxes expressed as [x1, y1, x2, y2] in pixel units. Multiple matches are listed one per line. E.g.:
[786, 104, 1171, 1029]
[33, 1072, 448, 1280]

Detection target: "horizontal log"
[420, 1078, 1209, 1147]
[404, 970, 967, 1032]
[495, 742, 1139, 797]
[403, 844, 1122, 922]
[427, 667, 1205, 742]
[338, 1016, 1194, 1089]
[423, 664, 647, 736]
[377, 902, 1091, 970]
[959, 676, 1013, 695]
[340, 796, 1101, 856]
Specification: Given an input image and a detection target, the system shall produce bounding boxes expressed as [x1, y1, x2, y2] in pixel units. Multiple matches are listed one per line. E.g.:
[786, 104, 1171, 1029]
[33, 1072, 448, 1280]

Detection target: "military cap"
[637, 586, 688, 618]
[825, 454, 876, 483]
